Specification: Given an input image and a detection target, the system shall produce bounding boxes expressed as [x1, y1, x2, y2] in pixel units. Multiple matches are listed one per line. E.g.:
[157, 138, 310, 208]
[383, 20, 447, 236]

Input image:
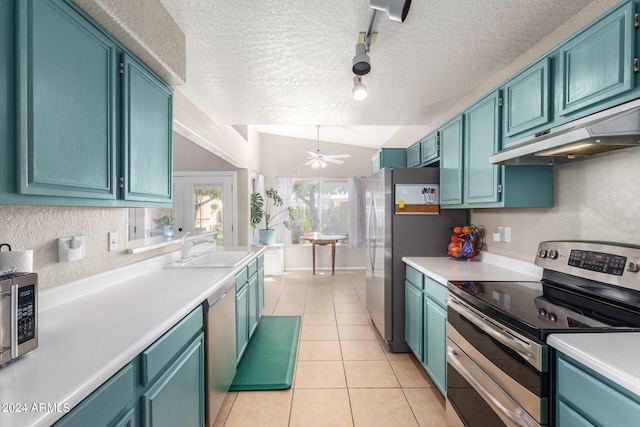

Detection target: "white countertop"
[548, 333, 640, 397]
[0, 246, 264, 427]
[402, 252, 542, 285]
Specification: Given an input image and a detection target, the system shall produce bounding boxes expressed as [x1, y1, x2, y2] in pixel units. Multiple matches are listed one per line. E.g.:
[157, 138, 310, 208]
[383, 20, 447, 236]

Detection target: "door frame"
[173, 171, 238, 246]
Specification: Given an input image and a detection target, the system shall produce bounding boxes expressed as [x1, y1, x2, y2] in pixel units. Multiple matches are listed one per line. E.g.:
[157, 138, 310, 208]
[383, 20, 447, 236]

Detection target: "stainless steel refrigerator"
[365, 167, 468, 352]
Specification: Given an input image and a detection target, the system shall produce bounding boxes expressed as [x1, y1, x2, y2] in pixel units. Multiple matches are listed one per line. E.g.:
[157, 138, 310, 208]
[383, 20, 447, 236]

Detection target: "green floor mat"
[230, 315, 301, 391]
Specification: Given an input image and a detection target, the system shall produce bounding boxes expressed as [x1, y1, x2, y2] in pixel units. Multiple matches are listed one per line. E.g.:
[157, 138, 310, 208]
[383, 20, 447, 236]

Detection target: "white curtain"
[252, 175, 265, 245]
[276, 176, 295, 245]
[348, 176, 366, 248]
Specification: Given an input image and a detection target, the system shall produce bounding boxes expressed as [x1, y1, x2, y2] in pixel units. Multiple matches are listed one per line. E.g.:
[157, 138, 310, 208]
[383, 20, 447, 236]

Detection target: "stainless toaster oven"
[1, 272, 38, 367]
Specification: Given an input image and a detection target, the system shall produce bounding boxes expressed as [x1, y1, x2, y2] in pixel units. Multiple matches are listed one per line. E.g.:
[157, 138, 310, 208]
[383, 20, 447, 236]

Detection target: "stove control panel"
[535, 241, 640, 292]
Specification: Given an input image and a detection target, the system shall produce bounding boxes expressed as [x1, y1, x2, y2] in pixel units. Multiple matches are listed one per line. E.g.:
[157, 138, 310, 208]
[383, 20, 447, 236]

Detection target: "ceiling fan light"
[352, 76, 368, 101]
[310, 159, 320, 169]
[320, 160, 328, 168]
[370, 0, 412, 22]
[352, 43, 371, 75]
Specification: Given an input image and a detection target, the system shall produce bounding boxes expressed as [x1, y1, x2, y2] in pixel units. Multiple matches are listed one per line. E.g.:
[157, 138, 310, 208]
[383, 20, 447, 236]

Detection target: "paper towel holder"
[58, 235, 85, 262]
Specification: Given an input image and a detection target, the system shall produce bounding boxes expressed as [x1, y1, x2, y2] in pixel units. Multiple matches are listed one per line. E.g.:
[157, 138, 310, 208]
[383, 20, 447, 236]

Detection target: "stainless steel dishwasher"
[204, 277, 236, 426]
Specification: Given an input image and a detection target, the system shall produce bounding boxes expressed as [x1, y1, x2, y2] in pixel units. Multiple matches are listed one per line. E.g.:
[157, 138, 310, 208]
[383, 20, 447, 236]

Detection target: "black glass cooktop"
[447, 280, 640, 340]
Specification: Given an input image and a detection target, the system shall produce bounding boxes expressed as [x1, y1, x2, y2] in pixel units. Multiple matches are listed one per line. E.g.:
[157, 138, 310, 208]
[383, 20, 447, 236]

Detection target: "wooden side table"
[301, 235, 346, 275]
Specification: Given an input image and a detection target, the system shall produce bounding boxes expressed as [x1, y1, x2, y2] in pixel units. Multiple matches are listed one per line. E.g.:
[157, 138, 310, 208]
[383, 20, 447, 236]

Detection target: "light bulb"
[352, 76, 368, 101]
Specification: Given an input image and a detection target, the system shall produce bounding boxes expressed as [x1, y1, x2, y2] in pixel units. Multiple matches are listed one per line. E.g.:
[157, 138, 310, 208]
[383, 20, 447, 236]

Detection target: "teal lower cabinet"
[404, 280, 424, 359]
[236, 254, 266, 363]
[555, 351, 640, 426]
[404, 264, 448, 396]
[54, 306, 205, 427]
[142, 337, 205, 427]
[424, 297, 447, 394]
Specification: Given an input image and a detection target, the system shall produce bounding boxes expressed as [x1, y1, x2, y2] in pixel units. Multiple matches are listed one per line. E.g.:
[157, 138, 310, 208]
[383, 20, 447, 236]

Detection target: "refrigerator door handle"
[367, 195, 376, 270]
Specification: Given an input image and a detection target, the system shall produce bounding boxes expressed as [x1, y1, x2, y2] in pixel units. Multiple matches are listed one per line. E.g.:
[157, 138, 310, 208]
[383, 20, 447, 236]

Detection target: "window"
[289, 179, 349, 244]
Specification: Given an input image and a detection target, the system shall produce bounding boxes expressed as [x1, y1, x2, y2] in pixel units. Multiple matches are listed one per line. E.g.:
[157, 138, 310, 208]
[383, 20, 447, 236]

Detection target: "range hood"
[489, 99, 640, 165]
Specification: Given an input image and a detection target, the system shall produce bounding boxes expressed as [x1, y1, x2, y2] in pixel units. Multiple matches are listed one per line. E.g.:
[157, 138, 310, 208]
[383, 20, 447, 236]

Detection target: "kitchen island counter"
[0, 246, 265, 427]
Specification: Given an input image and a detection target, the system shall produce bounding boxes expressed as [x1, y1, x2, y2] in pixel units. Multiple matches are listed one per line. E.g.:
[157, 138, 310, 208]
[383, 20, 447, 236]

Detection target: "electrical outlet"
[108, 232, 118, 251]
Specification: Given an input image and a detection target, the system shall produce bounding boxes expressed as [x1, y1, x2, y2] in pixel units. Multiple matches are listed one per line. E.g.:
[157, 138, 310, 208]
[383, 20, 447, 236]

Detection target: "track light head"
[352, 43, 371, 76]
[370, 0, 412, 22]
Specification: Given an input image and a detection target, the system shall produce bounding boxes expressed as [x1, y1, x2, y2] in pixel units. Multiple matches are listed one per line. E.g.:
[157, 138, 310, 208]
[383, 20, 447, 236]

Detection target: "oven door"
[446, 292, 548, 427]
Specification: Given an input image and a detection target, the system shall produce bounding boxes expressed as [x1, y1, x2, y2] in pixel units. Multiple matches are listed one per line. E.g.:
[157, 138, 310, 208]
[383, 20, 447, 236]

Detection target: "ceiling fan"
[304, 126, 351, 169]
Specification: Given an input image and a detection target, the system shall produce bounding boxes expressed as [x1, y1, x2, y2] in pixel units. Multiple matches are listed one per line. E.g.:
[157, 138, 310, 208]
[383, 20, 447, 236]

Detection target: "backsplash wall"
[0, 205, 179, 289]
[472, 147, 640, 262]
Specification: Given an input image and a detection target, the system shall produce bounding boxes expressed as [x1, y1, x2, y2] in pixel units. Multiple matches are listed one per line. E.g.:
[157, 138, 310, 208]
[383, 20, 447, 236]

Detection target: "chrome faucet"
[181, 232, 217, 259]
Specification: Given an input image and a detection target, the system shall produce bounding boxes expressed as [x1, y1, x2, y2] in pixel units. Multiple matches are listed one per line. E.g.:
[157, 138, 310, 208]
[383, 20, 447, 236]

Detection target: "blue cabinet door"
[236, 285, 249, 363]
[121, 54, 173, 204]
[558, 1, 635, 116]
[556, 352, 640, 427]
[420, 132, 439, 165]
[248, 273, 259, 337]
[464, 91, 501, 205]
[405, 281, 424, 361]
[503, 58, 551, 138]
[258, 266, 265, 319]
[53, 364, 136, 427]
[407, 142, 421, 168]
[439, 116, 464, 205]
[16, 0, 117, 199]
[425, 297, 447, 396]
[142, 336, 205, 427]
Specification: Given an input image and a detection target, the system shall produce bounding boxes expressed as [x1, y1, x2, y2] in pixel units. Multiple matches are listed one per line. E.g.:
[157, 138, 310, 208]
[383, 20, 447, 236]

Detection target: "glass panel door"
[174, 173, 235, 246]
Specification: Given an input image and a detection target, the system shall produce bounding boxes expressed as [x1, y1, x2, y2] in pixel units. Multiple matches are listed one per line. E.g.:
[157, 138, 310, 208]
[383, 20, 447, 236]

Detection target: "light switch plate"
[108, 232, 118, 251]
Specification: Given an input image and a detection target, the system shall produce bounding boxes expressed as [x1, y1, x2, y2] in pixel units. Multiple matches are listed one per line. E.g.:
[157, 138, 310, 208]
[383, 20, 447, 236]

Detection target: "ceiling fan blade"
[306, 151, 320, 157]
[324, 154, 351, 159]
[304, 159, 315, 166]
[323, 157, 344, 164]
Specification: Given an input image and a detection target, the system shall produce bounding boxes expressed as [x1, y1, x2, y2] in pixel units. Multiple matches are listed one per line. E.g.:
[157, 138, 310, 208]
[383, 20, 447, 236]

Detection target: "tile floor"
[214, 270, 448, 427]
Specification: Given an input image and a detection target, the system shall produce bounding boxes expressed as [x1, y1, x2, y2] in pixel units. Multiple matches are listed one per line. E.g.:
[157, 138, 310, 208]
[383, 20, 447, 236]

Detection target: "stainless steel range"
[445, 241, 640, 427]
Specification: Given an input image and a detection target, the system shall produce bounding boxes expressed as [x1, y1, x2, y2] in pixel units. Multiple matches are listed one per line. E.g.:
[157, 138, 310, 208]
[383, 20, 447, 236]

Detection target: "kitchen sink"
[165, 250, 254, 269]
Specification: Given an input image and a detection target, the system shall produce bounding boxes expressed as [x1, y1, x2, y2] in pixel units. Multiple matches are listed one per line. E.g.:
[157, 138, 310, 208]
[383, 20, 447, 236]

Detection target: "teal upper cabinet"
[503, 58, 552, 139]
[439, 116, 464, 205]
[122, 54, 173, 203]
[420, 132, 439, 165]
[17, 0, 117, 199]
[9, 0, 173, 207]
[464, 91, 501, 204]
[408, 132, 440, 168]
[441, 91, 554, 209]
[557, 1, 636, 118]
[371, 148, 407, 175]
[407, 142, 421, 168]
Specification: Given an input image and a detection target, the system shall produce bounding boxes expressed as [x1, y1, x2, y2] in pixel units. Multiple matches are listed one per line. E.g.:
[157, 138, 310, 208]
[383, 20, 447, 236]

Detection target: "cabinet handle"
[119, 177, 125, 188]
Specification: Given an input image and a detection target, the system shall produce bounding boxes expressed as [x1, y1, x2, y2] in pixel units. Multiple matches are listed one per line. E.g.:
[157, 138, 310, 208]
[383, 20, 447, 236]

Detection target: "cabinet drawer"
[247, 257, 257, 278]
[424, 276, 447, 307]
[141, 306, 203, 386]
[257, 254, 264, 268]
[235, 267, 248, 292]
[54, 364, 135, 427]
[556, 353, 640, 427]
[405, 265, 423, 289]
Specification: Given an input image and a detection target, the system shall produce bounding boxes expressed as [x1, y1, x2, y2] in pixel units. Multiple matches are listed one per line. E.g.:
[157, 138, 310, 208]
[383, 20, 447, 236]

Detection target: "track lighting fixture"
[370, 0, 412, 23]
[352, 76, 368, 101]
[352, 43, 371, 76]
[350, 0, 411, 100]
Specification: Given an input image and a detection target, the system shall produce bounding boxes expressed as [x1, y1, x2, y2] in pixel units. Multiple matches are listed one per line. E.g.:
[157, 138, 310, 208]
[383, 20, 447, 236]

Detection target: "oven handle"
[447, 296, 539, 367]
[447, 345, 537, 427]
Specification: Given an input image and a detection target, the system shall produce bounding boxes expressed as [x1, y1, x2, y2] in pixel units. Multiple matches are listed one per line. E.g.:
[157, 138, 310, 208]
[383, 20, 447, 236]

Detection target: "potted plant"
[250, 188, 295, 244]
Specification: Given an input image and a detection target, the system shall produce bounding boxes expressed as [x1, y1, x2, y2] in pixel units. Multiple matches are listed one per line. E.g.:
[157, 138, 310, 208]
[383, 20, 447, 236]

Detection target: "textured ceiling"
[159, 0, 594, 148]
